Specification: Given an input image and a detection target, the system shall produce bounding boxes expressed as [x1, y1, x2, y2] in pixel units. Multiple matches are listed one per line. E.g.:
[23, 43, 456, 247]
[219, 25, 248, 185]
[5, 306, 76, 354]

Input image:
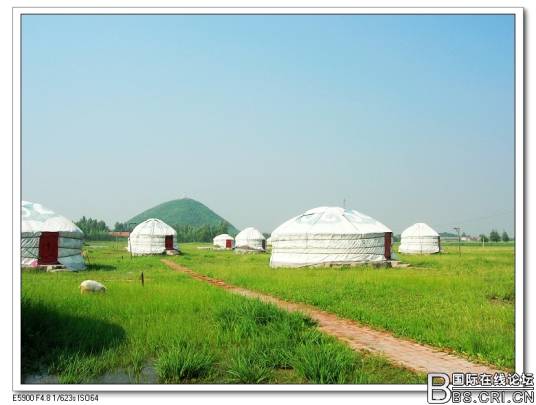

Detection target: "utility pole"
[453, 227, 462, 256]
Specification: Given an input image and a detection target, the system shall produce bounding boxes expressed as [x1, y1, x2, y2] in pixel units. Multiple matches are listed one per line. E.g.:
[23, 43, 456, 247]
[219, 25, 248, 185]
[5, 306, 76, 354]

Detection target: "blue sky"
[21, 14, 515, 234]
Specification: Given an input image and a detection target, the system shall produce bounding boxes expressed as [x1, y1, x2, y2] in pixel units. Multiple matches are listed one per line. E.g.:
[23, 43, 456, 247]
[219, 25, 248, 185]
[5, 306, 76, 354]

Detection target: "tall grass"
[173, 243, 515, 369]
[21, 242, 421, 384]
[155, 343, 214, 383]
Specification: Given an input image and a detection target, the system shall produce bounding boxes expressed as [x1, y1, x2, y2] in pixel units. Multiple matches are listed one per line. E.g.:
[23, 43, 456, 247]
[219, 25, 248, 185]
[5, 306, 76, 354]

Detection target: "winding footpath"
[162, 259, 503, 376]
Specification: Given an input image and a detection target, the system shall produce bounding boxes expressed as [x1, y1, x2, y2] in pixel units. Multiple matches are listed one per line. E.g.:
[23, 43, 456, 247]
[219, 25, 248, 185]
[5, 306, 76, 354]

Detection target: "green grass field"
[21, 242, 422, 384]
[170, 242, 515, 370]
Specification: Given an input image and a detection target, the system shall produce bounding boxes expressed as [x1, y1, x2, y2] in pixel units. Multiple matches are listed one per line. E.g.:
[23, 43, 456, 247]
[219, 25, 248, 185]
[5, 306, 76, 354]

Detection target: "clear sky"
[21, 14, 515, 235]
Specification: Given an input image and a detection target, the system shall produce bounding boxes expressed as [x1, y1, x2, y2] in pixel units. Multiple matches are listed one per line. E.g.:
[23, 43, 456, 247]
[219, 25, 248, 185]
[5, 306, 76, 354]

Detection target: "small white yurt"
[270, 206, 392, 268]
[399, 223, 440, 254]
[235, 227, 266, 251]
[128, 218, 178, 255]
[21, 201, 86, 270]
[213, 233, 235, 249]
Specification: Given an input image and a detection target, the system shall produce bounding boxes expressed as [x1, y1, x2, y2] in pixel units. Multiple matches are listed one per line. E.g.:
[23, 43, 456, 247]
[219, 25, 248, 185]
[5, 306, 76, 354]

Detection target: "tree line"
[77, 217, 233, 243]
[479, 230, 511, 243]
[75, 216, 113, 241]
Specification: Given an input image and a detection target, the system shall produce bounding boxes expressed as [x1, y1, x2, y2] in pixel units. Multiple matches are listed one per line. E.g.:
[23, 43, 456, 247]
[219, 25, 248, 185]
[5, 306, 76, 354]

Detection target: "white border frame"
[12, 6, 524, 392]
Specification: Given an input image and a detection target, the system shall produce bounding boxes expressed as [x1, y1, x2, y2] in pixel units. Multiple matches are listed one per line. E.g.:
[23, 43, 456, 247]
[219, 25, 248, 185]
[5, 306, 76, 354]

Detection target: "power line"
[433, 209, 514, 229]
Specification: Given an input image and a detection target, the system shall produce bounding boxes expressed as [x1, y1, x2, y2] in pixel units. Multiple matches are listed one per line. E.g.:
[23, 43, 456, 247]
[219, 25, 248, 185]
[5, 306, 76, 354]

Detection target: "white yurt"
[270, 206, 392, 268]
[235, 227, 266, 251]
[399, 223, 440, 254]
[266, 236, 272, 247]
[213, 233, 235, 249]
[21, 201, 86, 270]
[128, 218, 178, 255]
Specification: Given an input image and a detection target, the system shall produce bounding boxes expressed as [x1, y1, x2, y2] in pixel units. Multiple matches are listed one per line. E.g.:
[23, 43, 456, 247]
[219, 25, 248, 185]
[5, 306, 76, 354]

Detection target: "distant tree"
[461, 232, 467, 237]
[489, 229, 501, 242]
[480, 234, 489, 243]
[501, 231, 510, 242]
[172, 222, 232, 243]
[439, 232, 457, 238]
[76, 217, 112, 241]
[392, 234, 401, 242]
[114, 222, 128, 232]
[218, 220, 230, 235]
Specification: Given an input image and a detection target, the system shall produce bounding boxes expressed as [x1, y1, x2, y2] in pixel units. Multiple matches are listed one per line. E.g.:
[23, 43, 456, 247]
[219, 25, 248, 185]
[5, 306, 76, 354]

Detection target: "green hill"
[127, 198, 238, 234]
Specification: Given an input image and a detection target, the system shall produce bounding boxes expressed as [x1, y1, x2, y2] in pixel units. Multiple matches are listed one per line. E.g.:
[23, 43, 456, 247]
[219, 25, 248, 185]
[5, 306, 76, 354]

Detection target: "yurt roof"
[236, 227, 265, 240]
[130, 218, 176, 236]
[272, 206, 391, 237]
[214, 233, 234, 241]
[401, 223, 439, 238]
[22, 201, 83, 234]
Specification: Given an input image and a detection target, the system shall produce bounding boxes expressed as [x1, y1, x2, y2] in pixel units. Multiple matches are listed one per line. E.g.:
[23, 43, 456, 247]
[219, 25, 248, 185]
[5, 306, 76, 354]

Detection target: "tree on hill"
[489, 229, 501, 242]
[501, 231, 510, 242]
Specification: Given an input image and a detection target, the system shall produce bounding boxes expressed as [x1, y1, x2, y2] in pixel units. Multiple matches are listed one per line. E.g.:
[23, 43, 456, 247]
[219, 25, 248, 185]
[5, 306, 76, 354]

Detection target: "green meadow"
[21, 242, 422, 384]
[171, 243, 515, 370]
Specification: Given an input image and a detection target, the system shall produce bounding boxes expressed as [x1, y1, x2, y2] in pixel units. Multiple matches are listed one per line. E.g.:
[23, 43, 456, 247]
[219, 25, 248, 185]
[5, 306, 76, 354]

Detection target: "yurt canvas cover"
[213, 233, 234, 249]
[21, 201, 86, 270]
[399, 223, 440, 254]
[128, 218, 178, 255]
[270, 206, 392, 268]
[235, 227, 266, 251]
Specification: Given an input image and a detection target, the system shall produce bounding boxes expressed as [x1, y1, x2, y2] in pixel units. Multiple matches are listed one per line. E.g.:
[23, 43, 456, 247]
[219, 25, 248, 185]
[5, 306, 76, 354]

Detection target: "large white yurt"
[399, 223, 440, 254]
[213, 233, 235, 249]
[235, 227, 266, 251]
[270, 206, 392, 268]
[21, 201, 86, 270]
[128, 218, 178, 255]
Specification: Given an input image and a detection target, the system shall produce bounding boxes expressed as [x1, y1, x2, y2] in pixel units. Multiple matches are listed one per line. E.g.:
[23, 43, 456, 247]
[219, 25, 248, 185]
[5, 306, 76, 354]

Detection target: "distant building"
[109, 231, 130, 238]
[399, 223, 440, 254]
[270, 206, 392, 267]
[128, 218, 178, 255]
[213, 234, 234, 249]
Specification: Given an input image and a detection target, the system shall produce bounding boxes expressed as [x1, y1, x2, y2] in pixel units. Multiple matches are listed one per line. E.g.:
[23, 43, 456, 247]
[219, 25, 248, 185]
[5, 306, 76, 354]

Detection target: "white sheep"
[79, 280, 107, 294]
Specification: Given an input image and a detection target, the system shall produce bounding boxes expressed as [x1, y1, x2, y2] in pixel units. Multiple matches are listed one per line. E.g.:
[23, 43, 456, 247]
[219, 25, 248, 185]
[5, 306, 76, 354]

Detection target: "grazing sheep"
[80, 280, 106, 294]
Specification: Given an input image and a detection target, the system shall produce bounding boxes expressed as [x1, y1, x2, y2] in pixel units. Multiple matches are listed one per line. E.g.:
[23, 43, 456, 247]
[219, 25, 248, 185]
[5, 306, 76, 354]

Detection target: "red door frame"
[225, 239, 232, 249]
[165, 235, 174, 250]
[38, 232, 59, 265]
[384, 232, 392, 260]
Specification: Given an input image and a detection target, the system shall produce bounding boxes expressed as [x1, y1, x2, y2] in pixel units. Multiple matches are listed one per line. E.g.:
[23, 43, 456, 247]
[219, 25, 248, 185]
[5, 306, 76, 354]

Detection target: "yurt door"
[384, 232, 392, 260]
[38, 232, 59, 265]
[165, 235, 173, 250]
[225, 239, 232, 249]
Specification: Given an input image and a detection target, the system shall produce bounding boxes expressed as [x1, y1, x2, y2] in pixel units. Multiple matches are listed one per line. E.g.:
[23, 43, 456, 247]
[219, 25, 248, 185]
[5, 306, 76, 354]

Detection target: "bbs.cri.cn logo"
[428, 372, 534, 404]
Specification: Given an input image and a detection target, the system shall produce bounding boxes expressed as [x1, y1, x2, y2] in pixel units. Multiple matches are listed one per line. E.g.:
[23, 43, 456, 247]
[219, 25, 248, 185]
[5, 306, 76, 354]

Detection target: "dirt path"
[161, 259, 503, 375]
